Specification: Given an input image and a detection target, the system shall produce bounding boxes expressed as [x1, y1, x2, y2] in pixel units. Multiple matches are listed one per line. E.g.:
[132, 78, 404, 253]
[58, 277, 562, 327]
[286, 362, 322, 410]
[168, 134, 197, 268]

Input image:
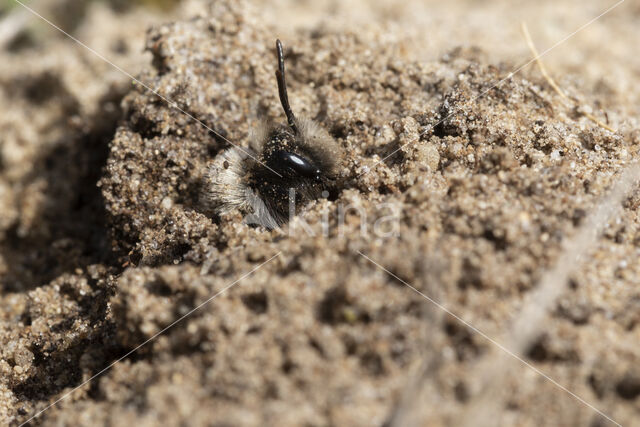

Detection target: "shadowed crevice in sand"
[0, 89, 126, 293]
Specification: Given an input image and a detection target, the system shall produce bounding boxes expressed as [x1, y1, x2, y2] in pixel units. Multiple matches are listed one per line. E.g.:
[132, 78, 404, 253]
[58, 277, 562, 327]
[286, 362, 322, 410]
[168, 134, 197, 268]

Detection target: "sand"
[0, 0, 639, 425]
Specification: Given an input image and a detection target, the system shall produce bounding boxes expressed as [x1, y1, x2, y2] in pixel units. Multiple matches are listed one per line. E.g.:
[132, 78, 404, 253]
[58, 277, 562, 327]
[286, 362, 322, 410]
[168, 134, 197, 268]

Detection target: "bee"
[205, 39, 343, 228]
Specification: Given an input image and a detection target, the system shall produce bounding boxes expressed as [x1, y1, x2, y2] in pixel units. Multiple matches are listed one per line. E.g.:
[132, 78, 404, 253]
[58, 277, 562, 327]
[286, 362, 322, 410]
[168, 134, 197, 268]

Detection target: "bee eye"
[270, 150, 321, 181]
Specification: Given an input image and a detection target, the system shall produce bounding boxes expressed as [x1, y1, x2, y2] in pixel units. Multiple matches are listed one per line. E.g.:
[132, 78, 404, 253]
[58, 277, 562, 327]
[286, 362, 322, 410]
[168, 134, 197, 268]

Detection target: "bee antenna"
[275, 39, 298, 134]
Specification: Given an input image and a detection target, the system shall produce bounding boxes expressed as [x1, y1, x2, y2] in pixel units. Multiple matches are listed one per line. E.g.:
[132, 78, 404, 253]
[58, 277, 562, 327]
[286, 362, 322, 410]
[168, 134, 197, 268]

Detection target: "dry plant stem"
[385, 271, 446, 427]
[385, 352, 444, 427]
[521, 22, 616, 133]
[521, 22, 569, 101]
[582, 110, 616, 133]
[459, 163, 640, 427]
[0, 6, 30, 48]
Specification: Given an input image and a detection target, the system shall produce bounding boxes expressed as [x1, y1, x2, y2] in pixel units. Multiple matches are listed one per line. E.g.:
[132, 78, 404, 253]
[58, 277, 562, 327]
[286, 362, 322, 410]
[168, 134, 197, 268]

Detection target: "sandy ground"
[0, 0, 639, 425]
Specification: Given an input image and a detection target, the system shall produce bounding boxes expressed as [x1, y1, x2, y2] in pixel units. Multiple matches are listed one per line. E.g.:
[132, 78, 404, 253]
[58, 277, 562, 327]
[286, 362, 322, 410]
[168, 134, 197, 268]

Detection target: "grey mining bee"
[205, 39, 343, 228]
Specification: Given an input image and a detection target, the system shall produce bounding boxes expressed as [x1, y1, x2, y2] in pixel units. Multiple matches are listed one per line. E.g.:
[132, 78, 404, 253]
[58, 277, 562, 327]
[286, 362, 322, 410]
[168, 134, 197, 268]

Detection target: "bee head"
[245, 40, 340, 224]
[206, 39, 343, 229]
[248, 122, 330, 223]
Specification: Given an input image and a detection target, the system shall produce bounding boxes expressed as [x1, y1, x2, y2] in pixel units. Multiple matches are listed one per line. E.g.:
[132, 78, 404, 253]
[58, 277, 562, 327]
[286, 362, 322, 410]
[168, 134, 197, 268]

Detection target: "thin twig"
[583, 110, 616, 132]
[0, 6, 29, 49]
[459, 163, 640, 427]
[384, 259, 447, 427]
[522, 22, 569, 101]
[521, 22, 616, 133]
